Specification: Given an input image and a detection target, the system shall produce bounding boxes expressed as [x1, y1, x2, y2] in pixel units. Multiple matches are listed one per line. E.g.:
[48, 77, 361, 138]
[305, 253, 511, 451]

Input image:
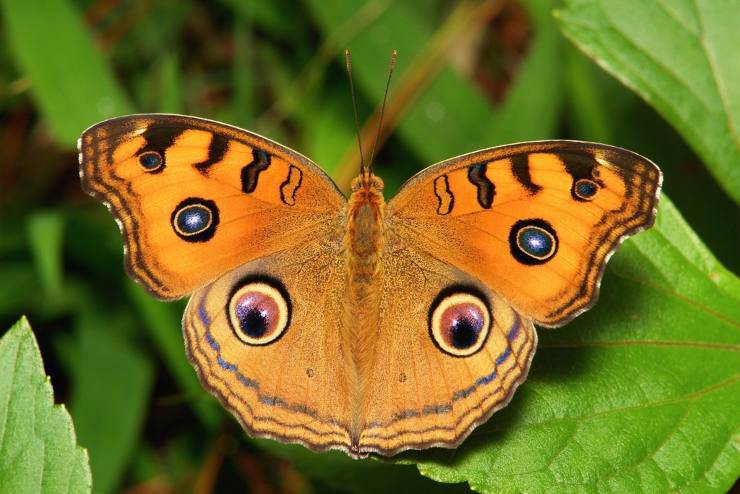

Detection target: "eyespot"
[509, 219, 558, 265]
[174, 205, 211, 235]
[227, 277, 291, 346]
[171, 198, 219, 242]
[138, 151, 163, 171]
[429, 289, 491, 357]
[574, 179, 599, 200]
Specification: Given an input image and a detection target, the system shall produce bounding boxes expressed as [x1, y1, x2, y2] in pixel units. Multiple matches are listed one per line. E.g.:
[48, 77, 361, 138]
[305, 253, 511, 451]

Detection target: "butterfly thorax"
[345, 172, 386, 439]
[345, 173, 385, 309]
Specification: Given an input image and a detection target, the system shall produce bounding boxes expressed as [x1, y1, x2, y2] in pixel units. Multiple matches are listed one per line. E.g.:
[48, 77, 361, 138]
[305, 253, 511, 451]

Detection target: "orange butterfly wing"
[79, 114, 345, 299]
[356, 245, 537, 455]
[387, 141, 662, 327]
[183, 242, 355, 453]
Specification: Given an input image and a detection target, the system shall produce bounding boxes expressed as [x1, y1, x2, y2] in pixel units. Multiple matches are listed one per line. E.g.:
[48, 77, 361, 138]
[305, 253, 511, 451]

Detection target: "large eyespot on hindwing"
[171, 197, 219, 242]
[509, 218, 558, 265]
[428, 286, 492, 358]
[227, 276, 291, 346]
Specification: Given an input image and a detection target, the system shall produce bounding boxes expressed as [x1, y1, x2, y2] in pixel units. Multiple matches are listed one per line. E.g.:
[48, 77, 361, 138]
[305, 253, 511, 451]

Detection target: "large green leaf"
[0, 317, 91, 494]
[555, 0, 740, 203]
[407, 197, 740, 492]
[0, 0, 132, 146]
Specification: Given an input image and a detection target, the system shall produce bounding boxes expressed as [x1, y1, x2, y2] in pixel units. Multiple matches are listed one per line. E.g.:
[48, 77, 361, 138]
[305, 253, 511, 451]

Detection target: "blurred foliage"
[0, 0, 737, 492]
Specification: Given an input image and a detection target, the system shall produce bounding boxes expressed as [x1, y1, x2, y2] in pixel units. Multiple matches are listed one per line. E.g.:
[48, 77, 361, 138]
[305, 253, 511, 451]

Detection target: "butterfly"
[78, 112, 661, 458]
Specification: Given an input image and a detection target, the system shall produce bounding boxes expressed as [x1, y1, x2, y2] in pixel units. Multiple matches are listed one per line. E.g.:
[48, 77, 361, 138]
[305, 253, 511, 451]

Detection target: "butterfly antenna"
[344, 49, 366, 175]
[368, 49, 397, 170]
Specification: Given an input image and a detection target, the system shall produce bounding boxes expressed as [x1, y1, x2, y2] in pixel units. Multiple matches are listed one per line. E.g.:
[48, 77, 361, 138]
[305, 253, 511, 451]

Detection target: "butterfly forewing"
[78, 114, 345, 299]
[387, 141, 662, 327]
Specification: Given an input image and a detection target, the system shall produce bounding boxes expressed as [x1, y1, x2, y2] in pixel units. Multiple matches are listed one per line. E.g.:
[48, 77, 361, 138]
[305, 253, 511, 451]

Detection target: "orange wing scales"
[185, 259, 537, 456]
[81, 119, 661, 460]
[80, 127, 169, 295]
[79, 114, 345, 299]
[184, 291, 353, 451]
[358, 283, 538, 455]
[389, 141, 662, 326]
[137, 124, 187, 172]
[547, 158, 660, 321]
[510, 153, 542, 194]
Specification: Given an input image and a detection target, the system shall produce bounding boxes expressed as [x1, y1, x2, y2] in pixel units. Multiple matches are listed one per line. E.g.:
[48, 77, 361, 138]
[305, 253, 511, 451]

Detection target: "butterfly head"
[351, 170, 384, 193]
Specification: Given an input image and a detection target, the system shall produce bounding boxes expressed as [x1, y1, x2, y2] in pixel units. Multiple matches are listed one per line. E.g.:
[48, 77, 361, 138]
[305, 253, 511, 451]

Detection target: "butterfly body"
[79, 114, 661, 458]
[345, 174, 387, 439]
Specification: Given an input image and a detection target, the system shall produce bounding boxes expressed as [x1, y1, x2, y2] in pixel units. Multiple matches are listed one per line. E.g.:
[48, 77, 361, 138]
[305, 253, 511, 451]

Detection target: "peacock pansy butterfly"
[79, 109, 661, 458]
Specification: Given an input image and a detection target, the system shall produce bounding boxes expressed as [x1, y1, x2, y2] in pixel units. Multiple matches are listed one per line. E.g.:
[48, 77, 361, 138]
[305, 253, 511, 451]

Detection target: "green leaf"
[65, 315, 153, 494]
[301, 88, 357, 174]
[0, 317, 91, 494]
[0, 0, 132, 146]
[0, 265, 41, 317]
[555, 0, 740, 203]
[220, 0, 304, 38]
[408, 196, 740, 493]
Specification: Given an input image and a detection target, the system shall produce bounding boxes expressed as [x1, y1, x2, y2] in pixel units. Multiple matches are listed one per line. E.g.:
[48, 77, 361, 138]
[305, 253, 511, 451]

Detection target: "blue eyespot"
[574, 179, 598, 200]
[175, 205, 211, 235]
[171, 198, 219, 242]
[518, 227, 553, 258]
[139, 151, 163, 171]
[509, 219, 558, 265]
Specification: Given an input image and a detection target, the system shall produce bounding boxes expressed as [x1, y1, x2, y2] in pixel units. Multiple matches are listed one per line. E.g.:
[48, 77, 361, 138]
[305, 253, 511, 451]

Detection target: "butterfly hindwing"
[357, 242, 537, 455]
[183, 233, 355, 452]
[183, 230, 536, 456]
